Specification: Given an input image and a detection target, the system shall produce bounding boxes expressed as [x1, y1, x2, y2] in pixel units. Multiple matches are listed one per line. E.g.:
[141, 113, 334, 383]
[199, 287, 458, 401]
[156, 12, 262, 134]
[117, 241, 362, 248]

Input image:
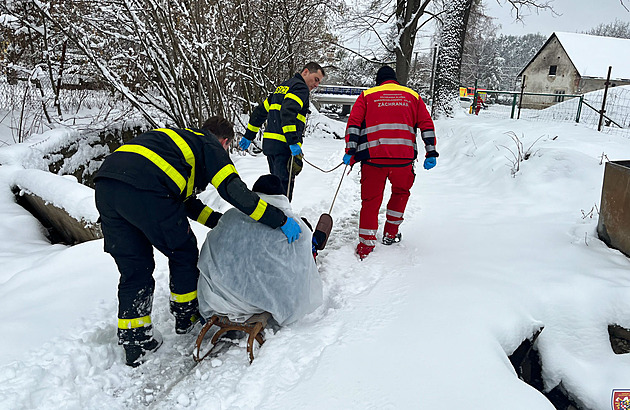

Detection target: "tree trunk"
[395, 0, 430, 86]
[432, 0, 474, 118]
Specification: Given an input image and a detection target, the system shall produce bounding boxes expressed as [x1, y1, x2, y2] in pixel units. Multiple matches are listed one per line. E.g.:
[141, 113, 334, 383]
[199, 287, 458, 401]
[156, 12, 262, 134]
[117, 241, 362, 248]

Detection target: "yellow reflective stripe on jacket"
[297, 113, 306, 123]
[118, 315, 151, 329]
[197, 206, 213, 225]
[269, 104, 282, 111]
[171, 290, 197, 303]
[250, 199, 268, 221]
[211, 164, 238, 188]
[362, 83, 419, 99]
[247, 123, 260, 133]
[185, 128, 205, 136]
[263, 132, 287, 142]
[116, 145, 187, 193]
[263, 99, 270, 111]
[284, 93, 304, 108]
[156, 128, 195, 198]
[282, 125, 297, 133]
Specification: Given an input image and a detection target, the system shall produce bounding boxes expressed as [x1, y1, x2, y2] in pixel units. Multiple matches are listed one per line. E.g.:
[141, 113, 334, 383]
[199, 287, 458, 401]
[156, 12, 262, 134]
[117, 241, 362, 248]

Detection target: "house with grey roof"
[517, 32, 630, 109]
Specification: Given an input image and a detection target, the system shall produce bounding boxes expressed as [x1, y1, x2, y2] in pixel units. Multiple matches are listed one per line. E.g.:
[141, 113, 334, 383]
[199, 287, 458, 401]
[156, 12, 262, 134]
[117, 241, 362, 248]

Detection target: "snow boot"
[175, 310, 202, 335]
[124, 329, 163, 367]
[356, 243, 374, 260]
[382, 233, 402, 246]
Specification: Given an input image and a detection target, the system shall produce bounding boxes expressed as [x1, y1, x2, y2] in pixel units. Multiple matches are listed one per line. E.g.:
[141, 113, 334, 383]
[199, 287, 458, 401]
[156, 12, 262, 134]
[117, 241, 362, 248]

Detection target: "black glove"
[206, 211, 223, 229]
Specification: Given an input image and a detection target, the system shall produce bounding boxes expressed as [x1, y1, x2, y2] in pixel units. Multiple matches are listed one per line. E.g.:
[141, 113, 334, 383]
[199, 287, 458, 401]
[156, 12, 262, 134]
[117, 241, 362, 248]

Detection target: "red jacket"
[345, 80, 437, 166]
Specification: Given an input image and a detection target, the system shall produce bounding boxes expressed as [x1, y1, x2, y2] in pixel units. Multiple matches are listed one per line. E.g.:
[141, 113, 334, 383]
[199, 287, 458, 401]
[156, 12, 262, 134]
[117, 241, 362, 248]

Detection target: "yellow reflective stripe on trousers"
[156, 128, 195, 198]
[115, 145, 186, 193]
[263, 132, 287, 142]
[297, 113, 306, 123]
[171, 290, 197, 303]
[249, 199, 268, 221]
[118, 315, 151, 329]
[211, 164, 238, 188]
[282, 125, 297, 133]
[284, 93, 304, 108]
[197, 206, 213, 225]
[247, 123, 260, 133]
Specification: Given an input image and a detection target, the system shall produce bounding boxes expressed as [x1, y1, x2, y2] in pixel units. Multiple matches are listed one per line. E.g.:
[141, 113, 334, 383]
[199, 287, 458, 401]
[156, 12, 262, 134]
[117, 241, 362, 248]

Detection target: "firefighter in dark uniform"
[94, 116, 302, 367]
[239, 62, 325, 201]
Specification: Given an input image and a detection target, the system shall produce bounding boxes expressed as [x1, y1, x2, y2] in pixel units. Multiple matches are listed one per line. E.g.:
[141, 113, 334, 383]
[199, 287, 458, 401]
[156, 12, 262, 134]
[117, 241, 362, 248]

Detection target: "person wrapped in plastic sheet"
[197, 174, 323, 326]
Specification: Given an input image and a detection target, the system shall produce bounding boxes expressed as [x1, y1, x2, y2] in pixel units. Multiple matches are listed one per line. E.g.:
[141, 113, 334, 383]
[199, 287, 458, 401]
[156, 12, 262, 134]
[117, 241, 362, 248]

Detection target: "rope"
[287, 155, 294, 197]
[328, 164, 349, 214]
[248, 140, 345, 174]
[302, 156, 345, 173]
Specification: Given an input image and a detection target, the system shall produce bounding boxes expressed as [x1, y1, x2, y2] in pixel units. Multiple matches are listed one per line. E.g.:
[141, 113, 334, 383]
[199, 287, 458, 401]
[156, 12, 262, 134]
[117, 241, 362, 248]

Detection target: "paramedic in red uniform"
[342, 66, 438, 260]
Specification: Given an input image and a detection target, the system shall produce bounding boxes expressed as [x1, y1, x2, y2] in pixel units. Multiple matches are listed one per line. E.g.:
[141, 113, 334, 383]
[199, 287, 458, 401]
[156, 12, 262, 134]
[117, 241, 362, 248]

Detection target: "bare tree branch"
[329, 41, 393, 64]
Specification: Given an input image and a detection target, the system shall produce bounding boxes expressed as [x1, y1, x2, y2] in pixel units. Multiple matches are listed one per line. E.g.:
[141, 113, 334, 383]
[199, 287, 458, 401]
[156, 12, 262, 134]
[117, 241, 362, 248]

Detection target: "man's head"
[300, 62, 325, 91]
[375, 66, 397, 86]
[202, 116, 234, 151]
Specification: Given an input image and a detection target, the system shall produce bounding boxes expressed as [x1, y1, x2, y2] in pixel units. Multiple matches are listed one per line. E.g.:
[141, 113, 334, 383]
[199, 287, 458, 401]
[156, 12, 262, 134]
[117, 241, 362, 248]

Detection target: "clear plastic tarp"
[197, 193, 323, 326]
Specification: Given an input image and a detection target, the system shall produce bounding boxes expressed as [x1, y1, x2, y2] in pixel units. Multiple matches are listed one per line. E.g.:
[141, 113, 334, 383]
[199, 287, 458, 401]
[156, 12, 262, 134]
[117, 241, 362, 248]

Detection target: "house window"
[554, 90, 566, 102]
[549, 65, 557, 76]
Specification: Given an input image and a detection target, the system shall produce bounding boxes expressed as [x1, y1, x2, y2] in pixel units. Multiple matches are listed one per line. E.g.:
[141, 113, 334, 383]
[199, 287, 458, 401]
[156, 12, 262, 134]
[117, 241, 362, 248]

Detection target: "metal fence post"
[575, 95, 584, 123]
[510, 94, 517, 119]
[517, 75, 526, 120]
[598, 66, 613, 132]
[471, 79, 478, 115]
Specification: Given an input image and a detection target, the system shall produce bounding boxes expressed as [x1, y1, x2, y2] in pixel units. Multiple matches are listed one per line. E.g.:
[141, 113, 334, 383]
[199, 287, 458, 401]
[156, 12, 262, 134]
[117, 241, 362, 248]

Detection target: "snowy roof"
[555, 32, 630, 80]
[521, 32, 630, 81]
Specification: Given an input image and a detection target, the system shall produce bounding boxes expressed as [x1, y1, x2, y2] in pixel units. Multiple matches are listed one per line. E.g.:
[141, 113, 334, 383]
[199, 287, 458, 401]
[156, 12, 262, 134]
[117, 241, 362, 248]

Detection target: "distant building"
[517, 32, 630, 109]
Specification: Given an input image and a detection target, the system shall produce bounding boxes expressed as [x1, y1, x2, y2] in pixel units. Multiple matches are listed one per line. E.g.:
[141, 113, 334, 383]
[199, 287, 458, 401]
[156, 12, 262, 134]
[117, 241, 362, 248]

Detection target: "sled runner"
[193, 312, 272, 364]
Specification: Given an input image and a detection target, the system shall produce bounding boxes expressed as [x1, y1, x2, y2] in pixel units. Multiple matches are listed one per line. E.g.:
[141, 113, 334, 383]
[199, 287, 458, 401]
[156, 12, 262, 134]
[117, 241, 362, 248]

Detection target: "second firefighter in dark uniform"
[239, 62, 325, 201]
[94, 117, 302, 367]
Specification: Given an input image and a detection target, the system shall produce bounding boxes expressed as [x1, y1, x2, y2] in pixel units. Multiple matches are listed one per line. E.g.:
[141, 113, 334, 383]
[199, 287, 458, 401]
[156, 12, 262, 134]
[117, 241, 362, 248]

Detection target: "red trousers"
[359, 163, 415, 248]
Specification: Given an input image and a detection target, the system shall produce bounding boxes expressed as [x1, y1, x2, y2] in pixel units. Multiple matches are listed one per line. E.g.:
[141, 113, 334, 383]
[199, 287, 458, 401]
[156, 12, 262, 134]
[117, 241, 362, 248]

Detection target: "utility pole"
[429, 44, 438, 107]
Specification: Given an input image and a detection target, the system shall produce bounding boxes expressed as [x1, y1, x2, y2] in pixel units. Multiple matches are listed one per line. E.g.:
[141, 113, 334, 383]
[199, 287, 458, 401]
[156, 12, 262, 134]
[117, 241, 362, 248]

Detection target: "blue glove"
[280, 217, 301, 243]
[239, 138, 251, 150]
[423, 157, 437, 170]
[343, 153, 352, 165]
[289, 144, 302, 156]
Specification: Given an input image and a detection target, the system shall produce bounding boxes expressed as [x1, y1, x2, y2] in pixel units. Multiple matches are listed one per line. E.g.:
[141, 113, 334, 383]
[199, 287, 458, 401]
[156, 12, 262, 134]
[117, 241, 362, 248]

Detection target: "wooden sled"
[193, 312, 272, 364]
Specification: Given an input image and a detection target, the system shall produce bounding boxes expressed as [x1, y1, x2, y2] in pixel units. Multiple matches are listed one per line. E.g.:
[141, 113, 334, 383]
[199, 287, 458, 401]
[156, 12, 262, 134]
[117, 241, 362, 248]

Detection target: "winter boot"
[124, 329, 163, 367]
[171, 298, 202, 334]
[382, 233, 402, 246]
[175, 310, 202, 335]
[356, 243, 374, 260]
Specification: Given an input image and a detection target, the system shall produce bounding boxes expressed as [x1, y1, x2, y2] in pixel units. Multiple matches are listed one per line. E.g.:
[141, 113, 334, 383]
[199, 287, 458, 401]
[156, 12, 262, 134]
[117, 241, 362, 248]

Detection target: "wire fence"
[473, 84, 630, 138]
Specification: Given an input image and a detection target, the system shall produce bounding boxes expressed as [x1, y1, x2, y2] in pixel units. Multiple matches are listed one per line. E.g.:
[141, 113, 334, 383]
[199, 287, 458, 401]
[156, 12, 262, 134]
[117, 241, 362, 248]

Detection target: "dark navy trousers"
[266, 152, 295, 201]
[95, 178, 199, 344]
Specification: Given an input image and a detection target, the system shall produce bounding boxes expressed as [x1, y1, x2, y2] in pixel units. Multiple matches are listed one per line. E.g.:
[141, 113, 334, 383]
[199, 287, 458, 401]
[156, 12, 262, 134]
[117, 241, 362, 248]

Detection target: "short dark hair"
[302, 62, 325, 77]
[201, 116, 234, 143]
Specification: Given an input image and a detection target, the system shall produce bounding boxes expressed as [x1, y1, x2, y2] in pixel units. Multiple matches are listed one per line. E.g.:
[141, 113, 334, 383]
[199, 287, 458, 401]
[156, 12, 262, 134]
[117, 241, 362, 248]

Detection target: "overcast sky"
[485, 0, 630, 36]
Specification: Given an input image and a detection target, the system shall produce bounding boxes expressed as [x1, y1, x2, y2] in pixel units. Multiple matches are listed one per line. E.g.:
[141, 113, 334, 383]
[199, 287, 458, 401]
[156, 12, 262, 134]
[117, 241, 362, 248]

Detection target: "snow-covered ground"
[0, 111, 629, 409]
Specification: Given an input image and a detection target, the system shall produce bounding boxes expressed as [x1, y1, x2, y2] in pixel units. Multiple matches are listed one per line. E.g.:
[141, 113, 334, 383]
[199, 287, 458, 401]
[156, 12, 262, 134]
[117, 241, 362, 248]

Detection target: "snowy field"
[0, 111, 630, 409]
